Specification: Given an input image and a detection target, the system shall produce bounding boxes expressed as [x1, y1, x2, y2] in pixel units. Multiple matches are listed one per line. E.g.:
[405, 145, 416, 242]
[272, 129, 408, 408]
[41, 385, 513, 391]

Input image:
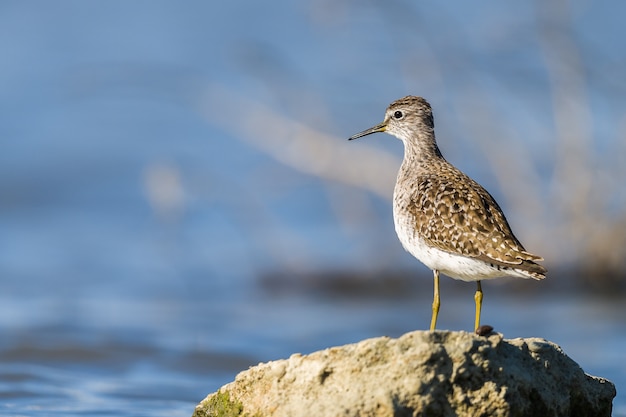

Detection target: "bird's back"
[393, 158, 546, 280]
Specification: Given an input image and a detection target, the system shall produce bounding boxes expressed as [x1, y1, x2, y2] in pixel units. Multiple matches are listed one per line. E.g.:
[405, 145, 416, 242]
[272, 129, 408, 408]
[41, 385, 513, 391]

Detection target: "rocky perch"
[193, 330, 616, 417]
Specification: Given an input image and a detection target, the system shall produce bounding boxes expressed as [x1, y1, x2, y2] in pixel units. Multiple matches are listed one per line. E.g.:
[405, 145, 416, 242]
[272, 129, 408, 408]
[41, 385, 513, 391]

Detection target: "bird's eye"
[393, 111, 403, 119]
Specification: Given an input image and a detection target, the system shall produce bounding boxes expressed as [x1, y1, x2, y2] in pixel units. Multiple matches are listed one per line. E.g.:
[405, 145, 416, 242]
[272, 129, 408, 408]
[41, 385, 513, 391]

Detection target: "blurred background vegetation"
[2, 0, 625, 300]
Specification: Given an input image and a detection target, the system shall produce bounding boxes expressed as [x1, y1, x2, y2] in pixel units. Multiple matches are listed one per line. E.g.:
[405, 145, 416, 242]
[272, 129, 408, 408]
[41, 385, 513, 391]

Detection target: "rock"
[193, 330, 616, 417]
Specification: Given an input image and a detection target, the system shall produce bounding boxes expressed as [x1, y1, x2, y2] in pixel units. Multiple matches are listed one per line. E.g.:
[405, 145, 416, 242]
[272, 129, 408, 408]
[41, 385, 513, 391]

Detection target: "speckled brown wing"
[409, 163, 546, 278]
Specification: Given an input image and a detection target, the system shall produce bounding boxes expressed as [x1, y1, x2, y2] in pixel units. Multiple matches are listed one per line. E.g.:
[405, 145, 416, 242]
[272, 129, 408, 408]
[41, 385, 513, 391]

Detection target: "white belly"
[393, 213, 528, 282]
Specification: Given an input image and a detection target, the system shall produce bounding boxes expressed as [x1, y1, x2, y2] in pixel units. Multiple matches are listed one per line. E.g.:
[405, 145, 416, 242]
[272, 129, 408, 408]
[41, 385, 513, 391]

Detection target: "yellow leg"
[474, 281, 483, 331]
[430, 270, 440, 331]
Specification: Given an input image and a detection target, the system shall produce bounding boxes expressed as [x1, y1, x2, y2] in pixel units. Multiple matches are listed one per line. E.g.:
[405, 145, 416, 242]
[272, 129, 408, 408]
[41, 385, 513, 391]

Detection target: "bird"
[348, 96, 546, 332]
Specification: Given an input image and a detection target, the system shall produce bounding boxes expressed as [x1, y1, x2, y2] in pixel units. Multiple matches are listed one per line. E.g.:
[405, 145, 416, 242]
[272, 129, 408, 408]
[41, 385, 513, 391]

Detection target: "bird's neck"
[400, 131, 445, 170]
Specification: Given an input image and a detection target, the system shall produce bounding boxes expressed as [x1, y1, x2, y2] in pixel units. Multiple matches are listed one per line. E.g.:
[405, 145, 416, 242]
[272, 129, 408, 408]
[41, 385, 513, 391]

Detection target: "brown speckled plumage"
[349, 95, 546, 330]
[397, 152, 546, 279]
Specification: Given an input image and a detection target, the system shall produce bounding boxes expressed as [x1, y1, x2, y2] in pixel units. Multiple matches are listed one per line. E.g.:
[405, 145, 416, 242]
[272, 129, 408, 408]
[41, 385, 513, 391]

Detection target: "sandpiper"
[349, 96, 546, 331]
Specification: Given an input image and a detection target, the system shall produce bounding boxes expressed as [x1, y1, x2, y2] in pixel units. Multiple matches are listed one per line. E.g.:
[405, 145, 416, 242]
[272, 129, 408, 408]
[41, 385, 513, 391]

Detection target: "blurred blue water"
[1, 2, 625, 416]
[1, 286, 624, 416]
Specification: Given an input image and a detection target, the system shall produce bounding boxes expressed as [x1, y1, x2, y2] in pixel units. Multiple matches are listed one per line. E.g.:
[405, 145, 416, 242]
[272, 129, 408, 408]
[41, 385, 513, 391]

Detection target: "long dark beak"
[348, 122, 387, 140]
